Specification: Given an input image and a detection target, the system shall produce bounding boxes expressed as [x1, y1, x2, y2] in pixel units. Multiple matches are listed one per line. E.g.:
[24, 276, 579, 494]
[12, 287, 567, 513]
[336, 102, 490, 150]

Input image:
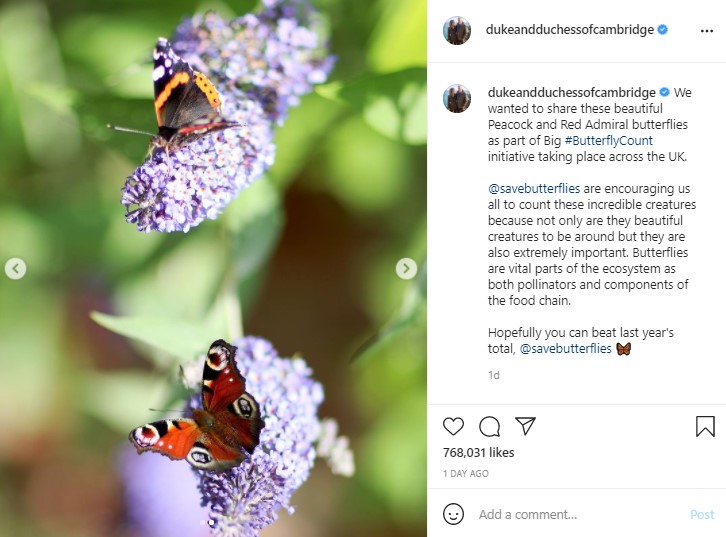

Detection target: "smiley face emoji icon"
[443, 503, 464, 525]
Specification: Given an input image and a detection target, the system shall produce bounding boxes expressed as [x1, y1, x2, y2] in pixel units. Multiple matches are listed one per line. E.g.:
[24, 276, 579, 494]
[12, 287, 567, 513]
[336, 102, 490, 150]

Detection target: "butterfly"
[129, 339, 265, 471]
[109, 38, 237, 150]
[616, 342, 631, 356]
[151, 37, 238, 149]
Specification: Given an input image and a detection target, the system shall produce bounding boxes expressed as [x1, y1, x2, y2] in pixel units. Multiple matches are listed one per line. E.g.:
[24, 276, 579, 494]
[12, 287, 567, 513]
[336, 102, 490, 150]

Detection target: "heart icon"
[443, 417, 464, 436]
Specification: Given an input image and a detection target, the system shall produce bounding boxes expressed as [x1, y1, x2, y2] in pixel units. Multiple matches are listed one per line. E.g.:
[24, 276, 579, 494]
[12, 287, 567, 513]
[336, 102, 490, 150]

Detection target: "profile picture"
[443, 16, 471, 45]
[443, 84, 471, 113]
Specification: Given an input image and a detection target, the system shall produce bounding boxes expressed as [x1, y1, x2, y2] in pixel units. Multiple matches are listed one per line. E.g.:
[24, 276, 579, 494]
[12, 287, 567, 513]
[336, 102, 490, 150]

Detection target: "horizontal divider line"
[428, 403, 726, 406]
[429, 487, 726, 490]
[427, 61, 726, 64]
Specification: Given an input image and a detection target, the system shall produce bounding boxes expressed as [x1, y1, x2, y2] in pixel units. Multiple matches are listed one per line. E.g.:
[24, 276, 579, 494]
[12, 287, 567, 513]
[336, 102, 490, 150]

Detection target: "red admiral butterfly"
[129, 339, 264, 471]
[110, 37, 237, 149]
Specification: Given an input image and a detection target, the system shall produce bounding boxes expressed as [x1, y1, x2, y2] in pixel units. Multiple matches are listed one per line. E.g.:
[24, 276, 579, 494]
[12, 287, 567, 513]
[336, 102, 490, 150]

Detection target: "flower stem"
[224, 283, 243, 340]
[219, 224, 244, 341]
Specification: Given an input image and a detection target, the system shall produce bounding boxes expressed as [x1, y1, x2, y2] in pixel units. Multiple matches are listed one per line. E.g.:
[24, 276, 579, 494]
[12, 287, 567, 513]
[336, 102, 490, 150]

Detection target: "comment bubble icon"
[479, 416, 501, 437]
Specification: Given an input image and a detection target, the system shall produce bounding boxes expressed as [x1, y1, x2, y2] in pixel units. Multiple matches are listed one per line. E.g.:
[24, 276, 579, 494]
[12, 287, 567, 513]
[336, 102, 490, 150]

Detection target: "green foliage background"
[0, 0, 426, 536]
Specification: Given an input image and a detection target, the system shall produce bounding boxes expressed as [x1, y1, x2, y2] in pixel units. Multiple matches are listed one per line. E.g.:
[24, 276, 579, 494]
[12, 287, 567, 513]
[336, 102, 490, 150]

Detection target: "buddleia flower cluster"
[188, 337, 354, 536]
[121, 336, 354, 537]
[121, 0, 334, 233]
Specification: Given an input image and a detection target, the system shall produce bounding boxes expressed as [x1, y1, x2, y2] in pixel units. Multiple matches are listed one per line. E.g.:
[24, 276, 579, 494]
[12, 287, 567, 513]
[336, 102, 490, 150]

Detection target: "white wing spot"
[165, 58, 172, 68]
[152, 65, 165, 81]
[159, 441, 164, 446]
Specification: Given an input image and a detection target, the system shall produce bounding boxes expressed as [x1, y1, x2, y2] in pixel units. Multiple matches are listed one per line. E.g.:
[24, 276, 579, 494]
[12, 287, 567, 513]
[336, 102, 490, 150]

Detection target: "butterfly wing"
[128, 340, 264, 472]
[152, 38, 224, 136]
[202, 340, 265, 455]
[129, 418, 201, 462]
[202, 339, 246, 411]
[219, 392, 265, 458]
[129, 417, 243, 470]
[616, 343, 624, 355]
[623, 343, 631, 356]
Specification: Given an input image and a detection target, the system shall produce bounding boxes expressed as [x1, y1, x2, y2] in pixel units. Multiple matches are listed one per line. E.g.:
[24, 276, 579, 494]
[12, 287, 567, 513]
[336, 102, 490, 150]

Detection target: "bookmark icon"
[696, 416, 715, 438]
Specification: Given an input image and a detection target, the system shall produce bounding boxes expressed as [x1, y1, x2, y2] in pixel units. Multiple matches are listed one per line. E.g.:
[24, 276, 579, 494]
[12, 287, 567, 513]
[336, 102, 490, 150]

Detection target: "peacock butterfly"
[129, 339, 265, 471]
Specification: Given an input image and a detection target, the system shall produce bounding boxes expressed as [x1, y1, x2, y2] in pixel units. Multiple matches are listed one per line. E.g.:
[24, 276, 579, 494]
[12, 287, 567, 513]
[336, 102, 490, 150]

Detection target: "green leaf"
[357, 387, 426, 520]
[0, 2, 81, 166]
[113, 230, 227, 324]
[78, 370, 172, 434]
[101, 181, 283, 349]
[367, 0, 426, 72]
[269, 93, 343, 187]
[91, 311, 211, 365]
[320, 116, 411, 213]
[222, 180, 284, 308]
[352, 257, 427, 362]
[59, 15, 159, 98]
[317, 68, 426, 145]
[25, 81, 79, 117]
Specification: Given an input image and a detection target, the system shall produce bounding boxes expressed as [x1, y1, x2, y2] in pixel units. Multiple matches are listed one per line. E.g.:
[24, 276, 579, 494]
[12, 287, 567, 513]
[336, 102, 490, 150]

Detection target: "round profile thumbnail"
[443, 84, 471, 113]
[443, 16, 471, 45]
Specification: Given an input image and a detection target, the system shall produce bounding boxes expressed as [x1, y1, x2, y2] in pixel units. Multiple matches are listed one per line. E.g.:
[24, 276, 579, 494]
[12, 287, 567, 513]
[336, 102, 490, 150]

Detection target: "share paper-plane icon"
[515, 417, 536, 436]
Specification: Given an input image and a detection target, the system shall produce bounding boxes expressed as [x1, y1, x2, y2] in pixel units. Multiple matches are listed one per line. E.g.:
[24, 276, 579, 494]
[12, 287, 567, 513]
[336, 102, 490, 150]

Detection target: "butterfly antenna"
[107, 124, 156, 137]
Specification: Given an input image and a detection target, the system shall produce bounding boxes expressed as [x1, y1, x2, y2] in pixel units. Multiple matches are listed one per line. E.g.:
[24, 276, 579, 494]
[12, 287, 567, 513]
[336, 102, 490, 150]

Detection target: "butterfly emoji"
[616, 342, 631, 356]
[110, 37, 237, 151]
[129, 339, 265, 471]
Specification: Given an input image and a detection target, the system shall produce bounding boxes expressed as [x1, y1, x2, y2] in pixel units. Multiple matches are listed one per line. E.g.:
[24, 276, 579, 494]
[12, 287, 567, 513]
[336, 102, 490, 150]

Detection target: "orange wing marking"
[154, 71, 191, 125]
[194, 72, 221, 108]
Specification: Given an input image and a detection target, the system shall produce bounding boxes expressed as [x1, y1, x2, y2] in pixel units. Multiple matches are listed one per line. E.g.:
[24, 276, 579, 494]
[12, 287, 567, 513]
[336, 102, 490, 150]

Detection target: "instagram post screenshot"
[429, 1, 725, 535]
[0, 1, 425, 536]
[1, 0, 724, 536]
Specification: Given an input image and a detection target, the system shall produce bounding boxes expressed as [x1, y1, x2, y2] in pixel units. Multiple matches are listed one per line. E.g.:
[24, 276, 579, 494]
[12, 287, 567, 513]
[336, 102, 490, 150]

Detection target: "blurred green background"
[0, 0, 426, 536]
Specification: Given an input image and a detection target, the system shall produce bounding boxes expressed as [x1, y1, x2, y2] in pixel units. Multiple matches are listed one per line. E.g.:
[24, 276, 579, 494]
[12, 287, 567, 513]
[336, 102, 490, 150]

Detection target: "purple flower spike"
[122, 89, 275, 233]
[121, 1, 333, 233]
[184, 337, 353, 537]
[119, 447, 213, 537]
[122, 336, 353, 536]
[172, 8, 334, 125]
